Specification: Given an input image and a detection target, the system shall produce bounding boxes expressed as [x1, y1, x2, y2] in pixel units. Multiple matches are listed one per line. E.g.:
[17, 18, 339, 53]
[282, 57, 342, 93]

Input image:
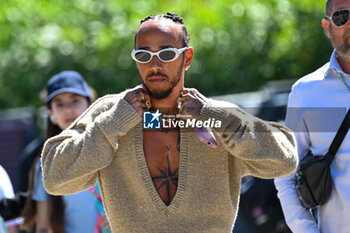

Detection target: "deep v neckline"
[134, 123, 189, 214]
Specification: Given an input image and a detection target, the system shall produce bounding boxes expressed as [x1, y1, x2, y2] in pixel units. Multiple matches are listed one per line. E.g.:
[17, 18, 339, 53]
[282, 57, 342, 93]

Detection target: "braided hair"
[326, 0, 332, 16]
[135, 12, 190, 47]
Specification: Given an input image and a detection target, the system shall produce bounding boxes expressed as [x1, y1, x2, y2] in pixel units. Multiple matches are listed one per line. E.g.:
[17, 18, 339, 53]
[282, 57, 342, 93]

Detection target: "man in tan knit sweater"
[41, 13, 298, 233]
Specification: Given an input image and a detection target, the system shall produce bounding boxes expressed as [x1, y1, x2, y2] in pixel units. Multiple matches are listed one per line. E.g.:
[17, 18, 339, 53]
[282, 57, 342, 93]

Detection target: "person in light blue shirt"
[275, 0, 350, 232]
[21, 71, 110, 233]
[32, 159, 100, 233]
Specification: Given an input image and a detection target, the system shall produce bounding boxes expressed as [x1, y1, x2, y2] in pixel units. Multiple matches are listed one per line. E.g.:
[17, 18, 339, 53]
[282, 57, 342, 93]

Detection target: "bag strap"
[327, 108, 350, 163]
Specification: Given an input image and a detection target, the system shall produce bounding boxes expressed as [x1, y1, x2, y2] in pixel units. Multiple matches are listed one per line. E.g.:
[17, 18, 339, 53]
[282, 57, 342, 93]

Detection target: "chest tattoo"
[152, 154, 179, 204]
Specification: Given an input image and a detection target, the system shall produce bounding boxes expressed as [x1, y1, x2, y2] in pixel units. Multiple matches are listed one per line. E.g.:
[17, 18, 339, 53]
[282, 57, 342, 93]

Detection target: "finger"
[193, 90, 206, 101]
[183, 88, 207, 104]
[186, 88, 201, 98]
[181, 92, 196, 103]
[140, 91, 151, 110]
[181, 92, 203, 118]
[133, 88, 149, 104]
[124, 88, 149, 117]
[182, 87, 197, 92]
[124, 87, 144, 101]
[129, 86, 145, 95]
[130, 99, 145, 112]
[139, 86, 153, 110]
[182, 88, 190, 95]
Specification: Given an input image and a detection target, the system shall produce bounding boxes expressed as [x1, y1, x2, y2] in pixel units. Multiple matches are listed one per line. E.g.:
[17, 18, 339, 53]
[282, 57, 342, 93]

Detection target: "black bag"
[295, 108, 350, 209]
[295, 152, 333, 209]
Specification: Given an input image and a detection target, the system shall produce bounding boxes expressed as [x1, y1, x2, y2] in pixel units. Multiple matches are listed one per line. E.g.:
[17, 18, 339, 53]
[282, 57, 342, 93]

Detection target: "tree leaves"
[0, 0, 331, 109]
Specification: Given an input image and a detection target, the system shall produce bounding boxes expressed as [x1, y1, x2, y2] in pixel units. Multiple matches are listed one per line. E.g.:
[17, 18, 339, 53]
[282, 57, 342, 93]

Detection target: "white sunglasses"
[131, 47, 188, 63]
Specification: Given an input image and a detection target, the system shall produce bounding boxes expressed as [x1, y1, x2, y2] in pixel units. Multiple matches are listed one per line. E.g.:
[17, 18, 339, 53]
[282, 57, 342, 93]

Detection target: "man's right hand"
[123, 86, 151, 117]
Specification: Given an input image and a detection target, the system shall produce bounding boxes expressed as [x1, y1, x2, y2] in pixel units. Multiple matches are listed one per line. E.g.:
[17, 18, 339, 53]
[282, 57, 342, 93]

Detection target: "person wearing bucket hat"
[45, 71, 92, 104]
[45, 71, 92, 131]
[21, 71, 110, 233]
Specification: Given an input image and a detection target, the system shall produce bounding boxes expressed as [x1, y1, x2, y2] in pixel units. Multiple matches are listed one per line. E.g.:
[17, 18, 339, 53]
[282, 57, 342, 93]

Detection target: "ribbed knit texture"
[41, 89, 298, 233]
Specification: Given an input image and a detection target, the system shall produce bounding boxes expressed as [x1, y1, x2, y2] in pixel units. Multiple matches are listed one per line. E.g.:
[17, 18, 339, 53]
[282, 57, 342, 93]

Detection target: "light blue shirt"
[32, 160, 99, 233]
[275, 50, 350, 233]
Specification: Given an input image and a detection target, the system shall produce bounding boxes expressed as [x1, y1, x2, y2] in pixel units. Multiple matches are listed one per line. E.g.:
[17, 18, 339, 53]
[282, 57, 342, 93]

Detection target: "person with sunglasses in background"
[40, 12, 298, 232]
[275, 0, 350, 232]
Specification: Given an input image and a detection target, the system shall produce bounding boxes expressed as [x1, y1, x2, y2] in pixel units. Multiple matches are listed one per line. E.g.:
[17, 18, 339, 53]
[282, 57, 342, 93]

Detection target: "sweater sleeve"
[197, 99, 298, 179]
[41, 96, 141, 195]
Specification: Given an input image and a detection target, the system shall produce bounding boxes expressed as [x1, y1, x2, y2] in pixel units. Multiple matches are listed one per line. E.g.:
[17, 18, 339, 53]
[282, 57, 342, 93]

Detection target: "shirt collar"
[327, 49, 345, 76]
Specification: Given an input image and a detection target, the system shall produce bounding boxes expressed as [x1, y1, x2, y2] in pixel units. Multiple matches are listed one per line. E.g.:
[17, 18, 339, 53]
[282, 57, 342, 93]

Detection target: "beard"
[141, 58, 184, 100]
[329, 25, 350, 59]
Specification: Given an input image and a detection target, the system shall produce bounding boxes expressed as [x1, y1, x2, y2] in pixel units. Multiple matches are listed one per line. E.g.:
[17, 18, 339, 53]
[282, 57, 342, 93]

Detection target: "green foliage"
[0, 0, 332, 108]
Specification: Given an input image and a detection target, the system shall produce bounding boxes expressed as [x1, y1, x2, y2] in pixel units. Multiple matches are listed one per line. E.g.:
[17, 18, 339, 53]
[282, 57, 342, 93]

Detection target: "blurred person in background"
[21, 71, 109, 233]
[275, 0, 350, 232]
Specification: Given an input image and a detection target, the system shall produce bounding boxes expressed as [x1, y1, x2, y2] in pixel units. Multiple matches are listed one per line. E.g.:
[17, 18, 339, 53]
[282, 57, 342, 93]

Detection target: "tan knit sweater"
[41, 90, 298, 233]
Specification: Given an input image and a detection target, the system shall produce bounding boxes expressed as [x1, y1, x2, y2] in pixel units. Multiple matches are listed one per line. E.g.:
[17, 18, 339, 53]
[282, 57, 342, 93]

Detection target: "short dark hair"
[326, 0, 332, 16]
[134, 12, 190, 47]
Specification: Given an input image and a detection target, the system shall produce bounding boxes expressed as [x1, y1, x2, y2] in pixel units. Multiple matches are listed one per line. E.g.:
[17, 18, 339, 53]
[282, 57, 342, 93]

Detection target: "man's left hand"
[177, 88, 207, 119]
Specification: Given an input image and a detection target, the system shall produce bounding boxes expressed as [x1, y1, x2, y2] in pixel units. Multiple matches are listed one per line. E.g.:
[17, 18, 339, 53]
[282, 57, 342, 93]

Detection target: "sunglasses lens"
[159, 50, 177, 61]
[332, 10, 350, 26]
[135, 51, 152, 62]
